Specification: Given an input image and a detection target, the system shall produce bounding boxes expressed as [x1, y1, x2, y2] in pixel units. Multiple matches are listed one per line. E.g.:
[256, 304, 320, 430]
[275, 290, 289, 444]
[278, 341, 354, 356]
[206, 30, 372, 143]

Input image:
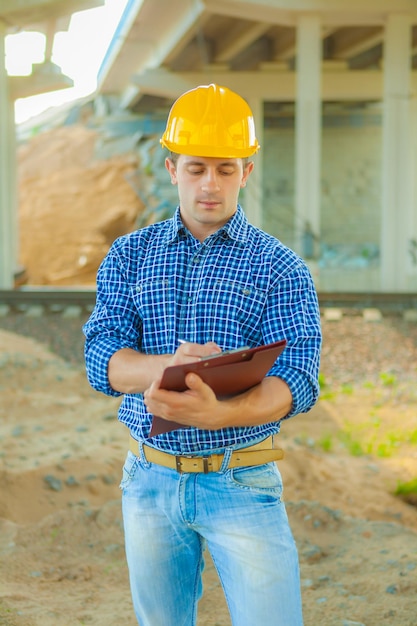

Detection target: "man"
[84, 83, 322, 626]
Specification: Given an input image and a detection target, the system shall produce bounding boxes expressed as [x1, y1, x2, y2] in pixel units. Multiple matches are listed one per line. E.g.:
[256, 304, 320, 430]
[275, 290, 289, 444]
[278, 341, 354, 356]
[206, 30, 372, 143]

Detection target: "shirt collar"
[163, 208, 186, 244]
[164, 205, 248, 246]
[221, 205, 248, 244]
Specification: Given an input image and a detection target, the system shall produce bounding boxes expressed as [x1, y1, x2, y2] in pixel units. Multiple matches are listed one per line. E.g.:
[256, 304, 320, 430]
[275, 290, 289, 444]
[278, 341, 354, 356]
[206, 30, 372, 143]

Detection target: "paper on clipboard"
[149, 339, 287, 437]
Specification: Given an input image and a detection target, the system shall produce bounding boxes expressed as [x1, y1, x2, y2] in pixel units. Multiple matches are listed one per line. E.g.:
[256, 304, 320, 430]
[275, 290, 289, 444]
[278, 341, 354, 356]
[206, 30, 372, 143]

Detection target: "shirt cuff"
[267, 368, 319, 418]
[85, 339, 123, 398]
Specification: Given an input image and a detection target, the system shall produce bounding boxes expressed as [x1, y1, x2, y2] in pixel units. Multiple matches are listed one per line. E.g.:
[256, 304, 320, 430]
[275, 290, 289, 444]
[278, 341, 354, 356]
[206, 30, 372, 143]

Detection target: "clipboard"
[149, 339, 287, 437]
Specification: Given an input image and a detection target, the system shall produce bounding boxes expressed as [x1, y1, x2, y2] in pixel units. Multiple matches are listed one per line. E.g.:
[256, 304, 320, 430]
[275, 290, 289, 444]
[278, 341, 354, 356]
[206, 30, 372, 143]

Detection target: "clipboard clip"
[200, 346, 250, 361]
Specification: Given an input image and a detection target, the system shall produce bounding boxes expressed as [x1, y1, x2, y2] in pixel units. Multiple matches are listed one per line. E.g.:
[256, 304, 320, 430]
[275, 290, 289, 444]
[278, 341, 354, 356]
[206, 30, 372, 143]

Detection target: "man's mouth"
[198, 199, 220, 208]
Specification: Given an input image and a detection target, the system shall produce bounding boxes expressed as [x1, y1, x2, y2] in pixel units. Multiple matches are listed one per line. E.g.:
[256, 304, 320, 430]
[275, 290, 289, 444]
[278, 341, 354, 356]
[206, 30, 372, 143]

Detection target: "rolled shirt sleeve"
[83, 243, 140, 397]
[263, 263, 322, 418]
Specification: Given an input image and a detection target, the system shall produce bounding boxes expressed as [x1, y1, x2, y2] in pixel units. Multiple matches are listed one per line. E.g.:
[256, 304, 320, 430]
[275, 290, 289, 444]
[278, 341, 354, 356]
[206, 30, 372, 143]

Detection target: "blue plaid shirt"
[83, 205, 321, 455]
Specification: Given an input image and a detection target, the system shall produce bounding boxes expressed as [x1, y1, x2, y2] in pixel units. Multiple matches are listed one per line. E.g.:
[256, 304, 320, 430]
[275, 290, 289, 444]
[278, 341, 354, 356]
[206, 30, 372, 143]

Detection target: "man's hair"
[169, 151, 180, 165]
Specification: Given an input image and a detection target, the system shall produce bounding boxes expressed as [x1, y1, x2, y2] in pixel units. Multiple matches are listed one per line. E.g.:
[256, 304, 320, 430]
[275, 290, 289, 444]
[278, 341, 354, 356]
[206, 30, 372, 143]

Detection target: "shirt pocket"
[133, 277, 176, 346]
[200, 279, 267, 340]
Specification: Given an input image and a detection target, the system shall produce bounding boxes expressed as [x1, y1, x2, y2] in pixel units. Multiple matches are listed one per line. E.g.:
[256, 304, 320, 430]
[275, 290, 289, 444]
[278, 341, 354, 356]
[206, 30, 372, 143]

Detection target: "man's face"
[165, 155, 254, 241]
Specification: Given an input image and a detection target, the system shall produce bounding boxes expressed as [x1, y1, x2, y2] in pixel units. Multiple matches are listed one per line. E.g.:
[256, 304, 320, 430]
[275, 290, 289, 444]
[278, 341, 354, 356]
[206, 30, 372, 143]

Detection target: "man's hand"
[168, 340, 221, 367]
[107, 341, 220, 395]
[143, 340, 223, 430]
[144, 371, 222, 430]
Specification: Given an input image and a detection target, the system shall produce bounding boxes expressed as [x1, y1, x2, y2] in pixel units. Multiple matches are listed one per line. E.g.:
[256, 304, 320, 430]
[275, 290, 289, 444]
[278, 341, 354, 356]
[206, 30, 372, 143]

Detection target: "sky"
[5, 0, 129, 124]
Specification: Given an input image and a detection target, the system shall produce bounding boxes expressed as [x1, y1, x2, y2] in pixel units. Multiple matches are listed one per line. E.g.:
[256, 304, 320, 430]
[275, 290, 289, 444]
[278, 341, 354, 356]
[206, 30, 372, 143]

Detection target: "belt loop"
[219, 447, 233, 472]
[138, 441, 151, 468]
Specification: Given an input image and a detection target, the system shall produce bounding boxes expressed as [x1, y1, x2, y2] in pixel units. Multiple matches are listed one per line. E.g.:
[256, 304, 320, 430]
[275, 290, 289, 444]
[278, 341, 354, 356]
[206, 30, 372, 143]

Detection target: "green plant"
[318, 373, 336, 400]
[395, 477, 417, 496]
[363, 381, 375, 389]
[376, 443, 393, 458]
[319, 389, 336, 400]
[50, 526, 61, 540]
[395, 478, 417, 506]
[318, 372, 327, 388]
[370, 413, 381, 426]
[338, 431, 364, 457]
[408, 430, 417, 444]
[379, 371, 397, 387]
[318, 434, 333, 452]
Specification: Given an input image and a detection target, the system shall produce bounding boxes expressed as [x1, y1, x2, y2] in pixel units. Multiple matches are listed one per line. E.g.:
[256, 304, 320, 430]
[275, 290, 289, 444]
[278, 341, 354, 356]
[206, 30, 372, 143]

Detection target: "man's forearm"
[108, 348, 170, 394]
[143, 373, 293, 431]
[108, 341, 222, 396]
[215, 376, 293, 429]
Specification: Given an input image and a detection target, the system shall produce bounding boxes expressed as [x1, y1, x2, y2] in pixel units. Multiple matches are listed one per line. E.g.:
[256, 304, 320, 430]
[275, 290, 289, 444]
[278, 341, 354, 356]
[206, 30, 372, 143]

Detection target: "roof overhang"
[96, 0, 417, 111]
[1, 0, 105, 100]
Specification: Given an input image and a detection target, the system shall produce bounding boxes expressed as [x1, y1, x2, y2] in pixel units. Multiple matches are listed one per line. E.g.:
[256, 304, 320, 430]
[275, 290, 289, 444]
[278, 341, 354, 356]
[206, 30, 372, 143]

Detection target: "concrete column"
[380, 14, 413, 291]
[294, 14, 322, 277]
[0, 21, 16, 288]
[245, 95, 263, 228]
[410, 94, 417, 282]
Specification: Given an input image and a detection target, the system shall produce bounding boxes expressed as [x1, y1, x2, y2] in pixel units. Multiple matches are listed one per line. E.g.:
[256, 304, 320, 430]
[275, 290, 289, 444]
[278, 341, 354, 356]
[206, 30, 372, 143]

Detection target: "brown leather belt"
[129, 435, 284, 473]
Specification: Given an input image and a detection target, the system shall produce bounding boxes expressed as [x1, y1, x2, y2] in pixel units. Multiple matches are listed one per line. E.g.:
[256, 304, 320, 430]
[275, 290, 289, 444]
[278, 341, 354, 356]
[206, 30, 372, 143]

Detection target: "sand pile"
[17, 125, 144, 285]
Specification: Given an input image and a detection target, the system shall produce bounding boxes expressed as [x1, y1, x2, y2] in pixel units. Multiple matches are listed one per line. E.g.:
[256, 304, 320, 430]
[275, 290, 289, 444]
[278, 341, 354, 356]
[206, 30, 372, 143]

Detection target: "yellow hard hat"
[160, 84, 260, 158]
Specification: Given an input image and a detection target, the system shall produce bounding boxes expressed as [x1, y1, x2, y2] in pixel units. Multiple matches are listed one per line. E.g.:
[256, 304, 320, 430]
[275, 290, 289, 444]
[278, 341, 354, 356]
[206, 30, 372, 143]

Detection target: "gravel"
[1, 311, 417, 388]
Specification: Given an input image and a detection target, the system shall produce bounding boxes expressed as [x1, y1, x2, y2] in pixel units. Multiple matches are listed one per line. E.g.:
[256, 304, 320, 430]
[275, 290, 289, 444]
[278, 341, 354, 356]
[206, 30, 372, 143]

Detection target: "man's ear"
[165, 157, 178, 185]
[241, 160, 254, 187]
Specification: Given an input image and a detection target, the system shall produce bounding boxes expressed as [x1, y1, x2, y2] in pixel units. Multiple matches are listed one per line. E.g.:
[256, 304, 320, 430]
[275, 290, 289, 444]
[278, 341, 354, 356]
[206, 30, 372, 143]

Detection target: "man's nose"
[201, 170, 220, 192]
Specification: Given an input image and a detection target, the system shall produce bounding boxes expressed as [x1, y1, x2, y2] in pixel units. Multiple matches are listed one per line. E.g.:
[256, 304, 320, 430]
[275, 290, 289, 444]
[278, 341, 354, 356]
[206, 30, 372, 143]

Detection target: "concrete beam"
[131, 66, 391, 102]
[9, 61, 73, 99]
[203, 0, 417, 27]
[0, 0, 104, 30]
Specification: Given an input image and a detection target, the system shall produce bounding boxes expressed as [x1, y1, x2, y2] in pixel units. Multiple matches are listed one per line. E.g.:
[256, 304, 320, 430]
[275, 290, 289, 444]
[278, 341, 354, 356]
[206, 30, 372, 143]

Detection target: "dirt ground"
[3, 120, 415, 625]
[0, 320, 416, 626]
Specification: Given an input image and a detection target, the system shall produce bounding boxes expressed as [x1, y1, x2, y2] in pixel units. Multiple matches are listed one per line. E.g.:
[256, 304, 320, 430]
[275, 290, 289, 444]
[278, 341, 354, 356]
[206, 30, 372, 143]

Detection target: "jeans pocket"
[228, 462, 283, 501]
[119, 450, 140, 491]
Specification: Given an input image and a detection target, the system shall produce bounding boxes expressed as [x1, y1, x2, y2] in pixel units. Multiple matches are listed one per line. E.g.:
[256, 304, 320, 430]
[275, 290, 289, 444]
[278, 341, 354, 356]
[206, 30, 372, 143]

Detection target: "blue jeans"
[120, 448, 303, 626]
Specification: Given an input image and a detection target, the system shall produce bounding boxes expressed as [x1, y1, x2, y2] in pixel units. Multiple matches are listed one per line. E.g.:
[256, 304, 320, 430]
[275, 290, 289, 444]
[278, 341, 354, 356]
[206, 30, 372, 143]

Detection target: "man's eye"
[189, 169, 203, 175]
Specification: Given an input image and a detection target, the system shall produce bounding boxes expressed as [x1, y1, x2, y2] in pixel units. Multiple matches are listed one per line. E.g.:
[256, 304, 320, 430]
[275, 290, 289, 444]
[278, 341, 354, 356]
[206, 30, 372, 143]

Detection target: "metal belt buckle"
[175, 454, 194, 473]
[175, 454, 211, 473]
